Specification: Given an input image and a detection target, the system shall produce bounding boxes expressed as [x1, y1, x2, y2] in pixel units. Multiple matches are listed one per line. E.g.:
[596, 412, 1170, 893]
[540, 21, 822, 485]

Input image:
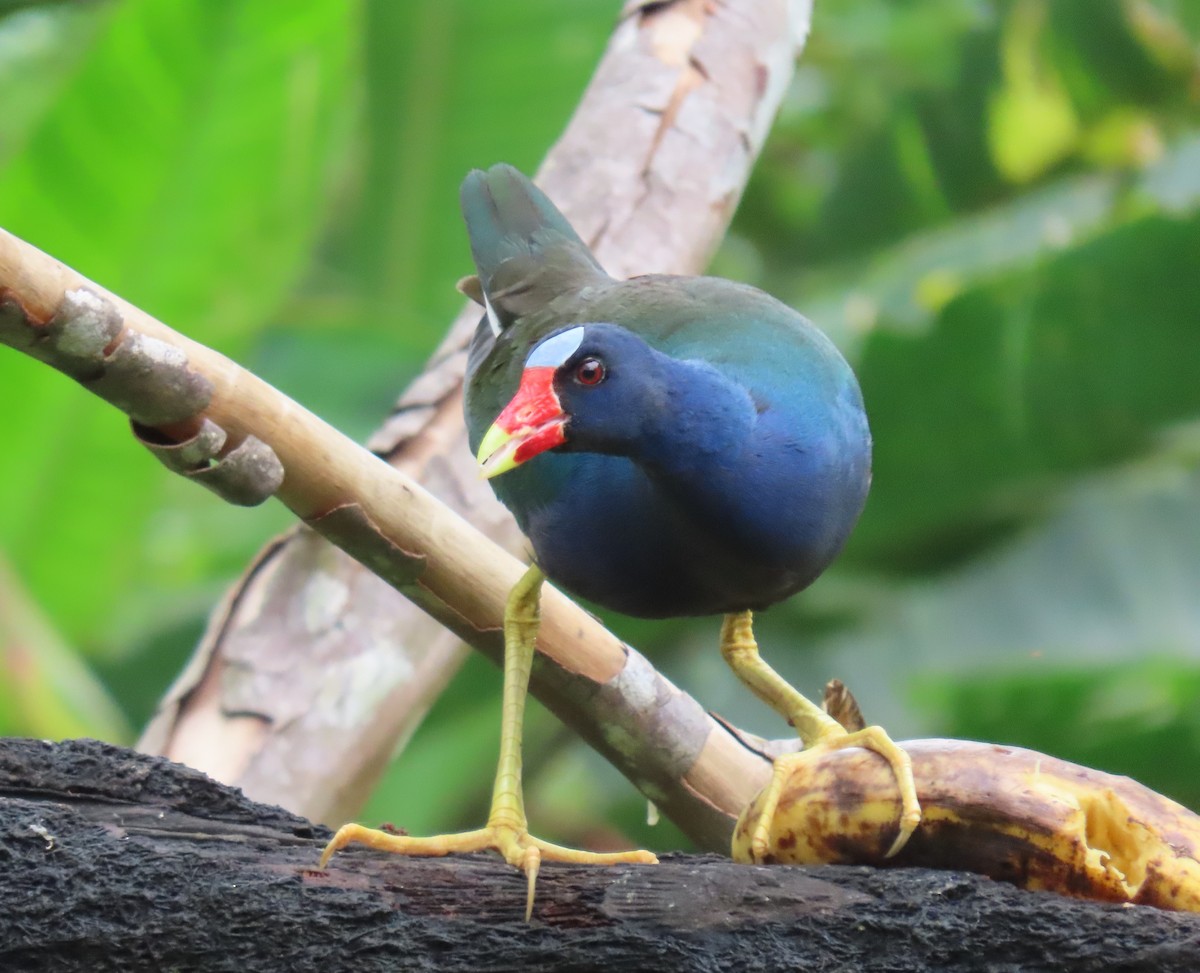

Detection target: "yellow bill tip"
[476, 422, 521, 479]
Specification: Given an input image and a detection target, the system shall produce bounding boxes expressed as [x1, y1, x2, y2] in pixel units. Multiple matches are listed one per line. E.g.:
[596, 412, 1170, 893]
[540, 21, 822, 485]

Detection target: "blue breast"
[481, 323, 870, 618]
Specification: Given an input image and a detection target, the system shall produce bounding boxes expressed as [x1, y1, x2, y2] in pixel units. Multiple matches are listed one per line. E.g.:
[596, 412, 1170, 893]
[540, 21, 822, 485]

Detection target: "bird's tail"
[460, 164, 606, 328]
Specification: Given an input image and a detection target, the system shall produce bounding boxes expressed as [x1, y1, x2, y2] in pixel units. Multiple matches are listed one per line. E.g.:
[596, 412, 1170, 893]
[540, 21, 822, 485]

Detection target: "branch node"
[187, 433, 285, 506]
[52, 287, 123, 370]
[84, 323, 213, 425]
[133, 417, 228, 473]
[0, 285, 215, 425]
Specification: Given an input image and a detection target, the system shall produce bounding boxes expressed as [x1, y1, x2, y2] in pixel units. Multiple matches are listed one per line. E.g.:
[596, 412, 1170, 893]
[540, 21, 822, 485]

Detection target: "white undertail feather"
[484, 293, 502, 337]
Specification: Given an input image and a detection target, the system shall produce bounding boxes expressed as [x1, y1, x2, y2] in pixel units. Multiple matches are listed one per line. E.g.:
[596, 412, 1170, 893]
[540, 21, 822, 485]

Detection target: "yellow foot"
[320, 822, 657, 920]
[746, 725, 922, 863]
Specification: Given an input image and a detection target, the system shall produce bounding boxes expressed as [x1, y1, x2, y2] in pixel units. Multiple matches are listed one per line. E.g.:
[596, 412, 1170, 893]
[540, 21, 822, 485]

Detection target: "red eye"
[574, 357, 605, 386]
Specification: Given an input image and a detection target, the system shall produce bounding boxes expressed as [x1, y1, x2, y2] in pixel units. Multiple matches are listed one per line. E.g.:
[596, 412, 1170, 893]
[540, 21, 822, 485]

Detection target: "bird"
[320, 164, 921, 917]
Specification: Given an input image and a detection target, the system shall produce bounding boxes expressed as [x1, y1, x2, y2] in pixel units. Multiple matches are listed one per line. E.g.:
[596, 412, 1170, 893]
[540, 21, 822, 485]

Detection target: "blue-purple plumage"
[462, 164, 870, 618]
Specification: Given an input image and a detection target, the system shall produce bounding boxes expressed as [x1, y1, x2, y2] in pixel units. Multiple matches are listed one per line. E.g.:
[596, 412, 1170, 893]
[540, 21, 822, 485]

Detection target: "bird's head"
[475, 324, 662, 478]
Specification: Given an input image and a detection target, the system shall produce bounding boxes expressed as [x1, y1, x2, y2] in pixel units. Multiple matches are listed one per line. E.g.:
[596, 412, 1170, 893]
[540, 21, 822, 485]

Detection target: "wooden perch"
[2, 738, 1197, 972]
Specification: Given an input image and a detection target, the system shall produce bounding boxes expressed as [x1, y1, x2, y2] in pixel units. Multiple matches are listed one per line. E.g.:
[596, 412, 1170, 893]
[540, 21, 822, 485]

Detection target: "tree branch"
[125, 0, 812, 836]
[2, 738, 1196, 972]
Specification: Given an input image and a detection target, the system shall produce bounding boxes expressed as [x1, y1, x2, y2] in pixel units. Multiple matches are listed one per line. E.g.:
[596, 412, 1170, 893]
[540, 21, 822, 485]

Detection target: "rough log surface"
[2, 739, 1198, 972]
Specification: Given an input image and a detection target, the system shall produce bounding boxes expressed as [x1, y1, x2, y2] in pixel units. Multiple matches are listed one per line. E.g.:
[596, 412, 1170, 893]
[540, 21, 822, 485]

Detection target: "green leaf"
[919, 661, 1200, 811]
[851, 211, 1200, 569]
[0, 0, 356, 653]
[806, 461, 1200, 744]
[0, 0, 357, 345]
[0, 4, 103, 168]
[327, 0, 616, 334]
[797, 133, 1200, 346]
[988, 0, 1080, 183]
[0, 554, 131, 740]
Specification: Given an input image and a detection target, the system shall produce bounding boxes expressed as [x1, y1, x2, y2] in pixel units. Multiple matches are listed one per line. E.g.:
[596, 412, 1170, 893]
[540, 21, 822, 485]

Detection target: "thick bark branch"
[3, 738, 1197, 973]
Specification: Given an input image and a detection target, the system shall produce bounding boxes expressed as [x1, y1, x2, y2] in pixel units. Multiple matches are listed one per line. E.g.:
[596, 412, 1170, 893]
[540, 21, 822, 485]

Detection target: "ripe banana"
[732, 738, 1200, 913]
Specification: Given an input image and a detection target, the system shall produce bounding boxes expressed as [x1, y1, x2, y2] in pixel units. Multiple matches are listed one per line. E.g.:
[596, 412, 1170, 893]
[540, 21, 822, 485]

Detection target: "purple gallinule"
[321, 165, 920, 917]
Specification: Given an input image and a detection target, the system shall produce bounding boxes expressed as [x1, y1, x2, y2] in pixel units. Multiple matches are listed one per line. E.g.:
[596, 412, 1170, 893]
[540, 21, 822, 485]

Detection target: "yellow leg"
[720, 610, 921, 861]
[320, 563, 656, 919]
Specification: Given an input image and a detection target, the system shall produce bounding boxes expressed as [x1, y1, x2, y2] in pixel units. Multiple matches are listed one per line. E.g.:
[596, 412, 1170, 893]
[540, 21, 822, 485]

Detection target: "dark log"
[1, 738, 1197, 972]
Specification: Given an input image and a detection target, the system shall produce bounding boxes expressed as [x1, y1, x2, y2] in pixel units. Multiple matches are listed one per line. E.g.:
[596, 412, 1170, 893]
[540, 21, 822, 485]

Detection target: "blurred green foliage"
[0, 0, 1197, 853]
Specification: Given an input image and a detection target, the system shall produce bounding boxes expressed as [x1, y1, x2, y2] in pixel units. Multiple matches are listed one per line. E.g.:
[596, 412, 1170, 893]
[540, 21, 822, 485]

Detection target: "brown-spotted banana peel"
[732, 739, 1200, 913]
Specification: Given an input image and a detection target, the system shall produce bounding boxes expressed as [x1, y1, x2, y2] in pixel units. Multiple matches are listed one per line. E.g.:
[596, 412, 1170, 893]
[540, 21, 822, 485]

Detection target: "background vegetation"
[1, 0, 1197, 853]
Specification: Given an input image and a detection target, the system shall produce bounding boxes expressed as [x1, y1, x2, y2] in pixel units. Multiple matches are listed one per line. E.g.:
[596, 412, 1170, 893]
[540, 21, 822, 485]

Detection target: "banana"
[732, 738, 1200, 913]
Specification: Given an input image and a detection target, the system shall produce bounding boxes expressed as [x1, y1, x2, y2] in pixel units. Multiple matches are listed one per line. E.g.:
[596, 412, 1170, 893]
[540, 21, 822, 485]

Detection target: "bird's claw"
[319, 820, 656, 921]
[747, 723, 922, 862]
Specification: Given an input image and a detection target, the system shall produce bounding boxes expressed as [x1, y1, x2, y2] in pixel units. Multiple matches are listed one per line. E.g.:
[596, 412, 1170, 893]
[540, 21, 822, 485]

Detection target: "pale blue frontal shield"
[526, 326, 586, 368]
